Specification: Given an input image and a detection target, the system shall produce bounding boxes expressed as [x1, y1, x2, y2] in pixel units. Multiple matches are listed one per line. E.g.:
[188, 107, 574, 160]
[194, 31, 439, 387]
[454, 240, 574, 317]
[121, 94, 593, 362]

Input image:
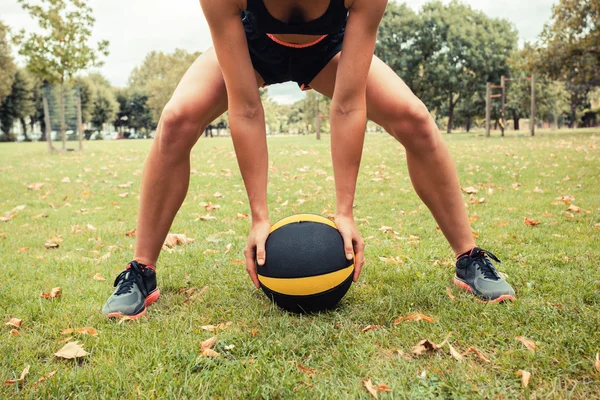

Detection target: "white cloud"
[1, 0, 554, 103]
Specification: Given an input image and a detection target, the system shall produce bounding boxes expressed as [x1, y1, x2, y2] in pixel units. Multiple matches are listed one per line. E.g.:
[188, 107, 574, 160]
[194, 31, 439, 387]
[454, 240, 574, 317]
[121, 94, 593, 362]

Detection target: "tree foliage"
[0, 69, 34, 141]
[0, 21, 15, 105]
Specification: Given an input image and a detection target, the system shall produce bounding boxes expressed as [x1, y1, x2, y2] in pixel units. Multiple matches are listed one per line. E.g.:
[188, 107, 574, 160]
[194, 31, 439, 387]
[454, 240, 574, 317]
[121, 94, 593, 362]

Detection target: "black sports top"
[243, 0, 348, 35]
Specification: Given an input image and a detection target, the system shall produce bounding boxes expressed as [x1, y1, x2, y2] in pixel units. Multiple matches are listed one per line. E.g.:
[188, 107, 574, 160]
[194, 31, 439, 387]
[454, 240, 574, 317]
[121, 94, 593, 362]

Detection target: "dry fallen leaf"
[446, 287, 456, 300]
[33, 370, 57, 387]
[377, 384, 392, 392]
[363, 378, 379, 399]
[462, 347, 490, 363]
[462, 186, 479, 194]
[41, 287, 61, 300]
[595, 353, 600, 372]
[18, 247, 30, 253]
[61, 327, 98, 336]
[213, 192, 223, 198]
[236, 213, 249, 220]
[517, 370, 531, 388]
[5, 318, 22, 328]
[164, 233, 195, 248]
[200, 348, 221, 358]
[201, 336, 217, 352]
[412, 339, 443, 356]
[45, 242, 60, 249]
[516, 336, 537, 352]
[58, 336, 73, 343]
[125, 228, 136, 237]
[362, 325, 382, 333]
[92, 273, 106, 281]
[393, 312, 435, 325]
[10, 329, 19, 336]
[87, 224, 97, 231]
[448, 343, 464, 362]
[201, 321, 232, 332]
[54, 341, 88, 359]
[3, 365, 30, 386]
[27, 183, 45, 190]
[524, 217, 541, 226]
[296, 363, 315, 375]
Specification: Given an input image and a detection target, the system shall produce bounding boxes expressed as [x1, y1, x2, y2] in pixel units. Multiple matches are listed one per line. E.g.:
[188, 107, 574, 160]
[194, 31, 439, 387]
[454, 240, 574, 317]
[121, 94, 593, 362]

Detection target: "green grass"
[1, 129, 599, 399]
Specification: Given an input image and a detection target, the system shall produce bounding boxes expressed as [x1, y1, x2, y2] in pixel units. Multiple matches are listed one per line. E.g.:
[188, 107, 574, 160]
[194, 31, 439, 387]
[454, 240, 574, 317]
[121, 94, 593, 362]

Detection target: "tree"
[533, 0, 599, 127]
[113, 89, 155, 136]
[376, 1, 517, 133]
[90, 86, 118, 130]
[0, 69, 34, 141]
[16, 0, 109, 151]
[0, 21, 15, 107]
[128, 49, 200, 121]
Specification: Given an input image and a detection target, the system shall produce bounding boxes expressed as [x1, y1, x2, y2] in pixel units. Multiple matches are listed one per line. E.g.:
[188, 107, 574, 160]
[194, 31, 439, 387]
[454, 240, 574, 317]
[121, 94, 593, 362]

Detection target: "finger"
[342, 234, 354, 261]
[244, 247, 260, 289]
[353, 239, 366, 282]
[256, 236, 267, 267]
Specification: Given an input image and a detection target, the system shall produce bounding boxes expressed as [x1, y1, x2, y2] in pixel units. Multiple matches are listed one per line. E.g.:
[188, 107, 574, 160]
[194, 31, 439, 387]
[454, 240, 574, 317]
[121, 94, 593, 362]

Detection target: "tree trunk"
[465, 117, 471, 133]
[43, 93, 55, 152]
[20, 117, 31, 142]
[513, 116, 520, 131]
[570, 103, 577, 129]
[60, 80, 66, 150]
[447, 93, 455, 134]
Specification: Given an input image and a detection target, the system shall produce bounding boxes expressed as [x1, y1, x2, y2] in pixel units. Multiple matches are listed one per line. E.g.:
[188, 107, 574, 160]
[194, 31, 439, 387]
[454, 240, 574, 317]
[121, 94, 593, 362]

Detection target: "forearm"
[229, 110, 269, 222]
[330, 103, 367, 217]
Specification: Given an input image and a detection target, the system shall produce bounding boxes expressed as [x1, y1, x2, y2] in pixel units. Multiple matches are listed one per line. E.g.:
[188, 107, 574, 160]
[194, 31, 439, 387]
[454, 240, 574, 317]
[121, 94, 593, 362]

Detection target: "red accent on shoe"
[453, 277, 516, 303]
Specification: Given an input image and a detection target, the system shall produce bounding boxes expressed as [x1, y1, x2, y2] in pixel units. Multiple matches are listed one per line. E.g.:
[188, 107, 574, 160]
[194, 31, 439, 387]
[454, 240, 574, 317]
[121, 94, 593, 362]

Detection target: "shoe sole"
[453, 277, 516, 303]
[106, 289, 161, 320]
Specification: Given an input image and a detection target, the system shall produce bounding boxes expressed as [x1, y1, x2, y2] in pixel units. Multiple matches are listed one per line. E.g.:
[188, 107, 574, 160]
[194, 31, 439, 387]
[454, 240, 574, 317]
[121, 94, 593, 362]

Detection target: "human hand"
[243, 219, 271, 288]
[334, 215, 366, 282]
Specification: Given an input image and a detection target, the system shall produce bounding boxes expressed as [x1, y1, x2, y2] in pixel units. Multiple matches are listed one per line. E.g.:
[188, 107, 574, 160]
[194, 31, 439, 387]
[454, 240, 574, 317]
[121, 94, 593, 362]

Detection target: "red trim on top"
[266, 33, 328, 48]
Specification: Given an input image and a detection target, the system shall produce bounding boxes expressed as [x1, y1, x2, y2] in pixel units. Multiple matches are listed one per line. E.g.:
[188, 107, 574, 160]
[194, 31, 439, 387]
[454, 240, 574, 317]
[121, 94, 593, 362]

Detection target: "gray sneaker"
[454, 248, 516, 303]
[102, 261, 160, 319]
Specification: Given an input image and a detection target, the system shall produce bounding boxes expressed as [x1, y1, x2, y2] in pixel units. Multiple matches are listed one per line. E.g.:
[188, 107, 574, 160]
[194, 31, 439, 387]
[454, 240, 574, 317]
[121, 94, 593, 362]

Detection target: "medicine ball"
[257, 214, 354, 313]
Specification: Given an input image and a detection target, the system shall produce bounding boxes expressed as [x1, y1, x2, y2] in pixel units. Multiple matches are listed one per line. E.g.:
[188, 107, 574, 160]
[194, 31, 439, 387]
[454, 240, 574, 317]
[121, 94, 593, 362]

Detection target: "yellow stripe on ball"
[258, 265, 354, 296]
[270, 213, 337, 233]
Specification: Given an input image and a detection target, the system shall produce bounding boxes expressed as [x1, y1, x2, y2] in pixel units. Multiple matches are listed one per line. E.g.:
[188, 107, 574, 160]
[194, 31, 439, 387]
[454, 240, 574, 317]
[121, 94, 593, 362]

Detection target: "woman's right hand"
[243, 219, 271, 288]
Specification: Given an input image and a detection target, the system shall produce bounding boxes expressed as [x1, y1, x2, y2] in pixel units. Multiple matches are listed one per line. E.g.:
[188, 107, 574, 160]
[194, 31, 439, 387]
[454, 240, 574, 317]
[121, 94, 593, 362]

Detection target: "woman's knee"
[387, 100, 438, 153]
[157, 102, 204, 154]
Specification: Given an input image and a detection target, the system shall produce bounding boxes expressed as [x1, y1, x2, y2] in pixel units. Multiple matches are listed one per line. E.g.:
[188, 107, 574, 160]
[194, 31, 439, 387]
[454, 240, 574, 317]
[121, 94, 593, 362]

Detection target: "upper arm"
[200, 0, 261, 113]
[333, 0, 387, 106]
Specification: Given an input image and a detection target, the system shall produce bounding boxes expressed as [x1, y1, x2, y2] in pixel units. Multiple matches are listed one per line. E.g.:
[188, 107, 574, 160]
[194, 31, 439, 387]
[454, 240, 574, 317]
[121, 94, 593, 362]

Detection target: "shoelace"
[469, 248, 502, 281]
[113, 262, 145, 295]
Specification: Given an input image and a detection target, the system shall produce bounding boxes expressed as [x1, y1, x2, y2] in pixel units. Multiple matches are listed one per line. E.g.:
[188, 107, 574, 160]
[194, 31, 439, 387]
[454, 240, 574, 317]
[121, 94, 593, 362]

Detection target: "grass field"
[1, 129, 600, 399]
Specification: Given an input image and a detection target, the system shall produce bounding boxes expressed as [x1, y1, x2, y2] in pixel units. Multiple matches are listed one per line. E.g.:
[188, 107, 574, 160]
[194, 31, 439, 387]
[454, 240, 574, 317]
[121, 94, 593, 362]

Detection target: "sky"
[1, 0, 555, 104]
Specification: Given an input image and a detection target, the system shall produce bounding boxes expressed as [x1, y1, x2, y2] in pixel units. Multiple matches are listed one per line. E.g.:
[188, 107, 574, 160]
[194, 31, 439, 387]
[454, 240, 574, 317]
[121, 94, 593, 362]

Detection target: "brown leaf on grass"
[236, 213, 249, 220]
[379, 226, 394, 233]
[164, 233, 195, 248]
[41, 287, 61, 299]
[524, 217, 541, 226]
[5, 318, 22, 328]
[393, 312, 435, 325]
[33, 370, 57, 387]
[361, 325, 382, 333]
[10, 329, 19, 336]
[296, 363, 315, 375]
[516, 370, 531, 388]
[446, 287, 456, 300]
[213, 192, 223, 198]
[54, 341, 88, 359]
[448, 343, 464, 362]
[232, 259, 245, 265]
[393, 350, 413, 360]
[31, 213, 49, 219]
[0, 213, 16, 222]
[412, 340, 443, 356]
[251, 329, 258, 337]
[516, 336, 537, 352]
[18, 247, 30, 253]
[27, 183, 45, 190]
[377, 384, 392, 392]
[118, 192, 129, 198]
[92, 273, 106, 281]
[462, 186, 479, 194]
[595, 353, 600, 372]
[125, 228, 136, 237]
[363, 378, 379, 399]
[61, 327, 98, 336]
[201, 348, 221, 358]
[3, 365, 30, 386]
[201, 336, 217, 351]
[87, 224, 97, 231]
[45, 242, 59, 249]
[462, 347, 490, 363]
[118, 182, 133, 188]
[201, 321, 232, 332]
[58, 336, 73, 343]
[183, 286, 208, 304]
[203, 249, 218, 255]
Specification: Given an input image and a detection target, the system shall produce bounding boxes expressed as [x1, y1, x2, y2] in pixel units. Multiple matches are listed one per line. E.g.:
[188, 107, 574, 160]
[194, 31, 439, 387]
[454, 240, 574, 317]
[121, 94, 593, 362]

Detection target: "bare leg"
[134, 48, 264, 266]
[310, 54, 475, 257]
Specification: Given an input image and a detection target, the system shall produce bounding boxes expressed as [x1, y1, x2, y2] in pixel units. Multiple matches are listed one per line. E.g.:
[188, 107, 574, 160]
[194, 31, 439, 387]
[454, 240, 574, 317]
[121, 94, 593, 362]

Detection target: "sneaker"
[454, 248, 516, 303]
[102, 261, 160, 319]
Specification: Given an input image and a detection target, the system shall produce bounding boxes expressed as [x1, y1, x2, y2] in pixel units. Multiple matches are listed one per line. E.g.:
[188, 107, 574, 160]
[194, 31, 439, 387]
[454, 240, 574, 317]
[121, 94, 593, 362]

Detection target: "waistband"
[266, 33, 328, 49]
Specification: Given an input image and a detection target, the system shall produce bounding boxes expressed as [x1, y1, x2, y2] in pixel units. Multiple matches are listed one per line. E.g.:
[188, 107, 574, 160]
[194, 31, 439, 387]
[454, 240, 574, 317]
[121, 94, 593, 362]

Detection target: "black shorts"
[242, 12, 345, 90]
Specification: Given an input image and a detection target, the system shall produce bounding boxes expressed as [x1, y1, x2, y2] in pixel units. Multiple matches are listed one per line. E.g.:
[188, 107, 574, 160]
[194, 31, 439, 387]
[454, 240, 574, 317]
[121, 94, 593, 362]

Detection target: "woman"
[102, 0, 515, 319]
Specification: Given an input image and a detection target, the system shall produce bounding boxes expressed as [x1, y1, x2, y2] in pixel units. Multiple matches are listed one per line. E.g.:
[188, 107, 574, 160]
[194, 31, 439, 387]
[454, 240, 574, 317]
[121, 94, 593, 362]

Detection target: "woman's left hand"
[335, 215, 366, 282]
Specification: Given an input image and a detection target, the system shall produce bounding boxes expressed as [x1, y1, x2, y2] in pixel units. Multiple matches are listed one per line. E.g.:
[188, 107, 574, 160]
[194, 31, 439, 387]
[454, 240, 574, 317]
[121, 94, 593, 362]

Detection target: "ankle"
[455, 247, 475, 260]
